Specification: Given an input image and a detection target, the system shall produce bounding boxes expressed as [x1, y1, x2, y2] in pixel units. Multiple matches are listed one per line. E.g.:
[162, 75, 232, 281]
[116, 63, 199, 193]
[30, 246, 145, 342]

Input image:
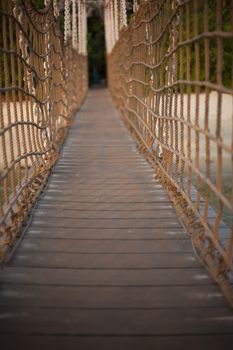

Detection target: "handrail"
[0, 0, 88, 260]
[108, 0, 233, 306]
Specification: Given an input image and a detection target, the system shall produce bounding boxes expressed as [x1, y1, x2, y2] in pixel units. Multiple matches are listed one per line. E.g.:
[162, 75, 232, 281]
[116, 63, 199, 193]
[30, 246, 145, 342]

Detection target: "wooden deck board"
[1, 334, 233, 350]
[10, 252, 203, 269]
[0, 88, 232, 349]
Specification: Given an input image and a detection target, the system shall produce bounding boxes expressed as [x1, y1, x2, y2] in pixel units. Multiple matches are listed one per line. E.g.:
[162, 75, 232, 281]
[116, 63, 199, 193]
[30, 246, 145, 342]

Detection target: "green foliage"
[179, 0, 232, 89]
[87, 10, 106, 85]
[31, 0, 46, 10]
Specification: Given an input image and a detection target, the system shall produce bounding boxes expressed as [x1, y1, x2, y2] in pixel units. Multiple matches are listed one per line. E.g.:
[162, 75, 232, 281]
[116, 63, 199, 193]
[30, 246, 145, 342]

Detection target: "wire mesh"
[0, 0, 88, 260]
[108, 0, 233, 305]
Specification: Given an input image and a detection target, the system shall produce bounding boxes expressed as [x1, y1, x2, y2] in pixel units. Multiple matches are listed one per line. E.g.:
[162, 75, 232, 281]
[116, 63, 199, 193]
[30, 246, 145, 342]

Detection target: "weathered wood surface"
[0, 89, 233, 350]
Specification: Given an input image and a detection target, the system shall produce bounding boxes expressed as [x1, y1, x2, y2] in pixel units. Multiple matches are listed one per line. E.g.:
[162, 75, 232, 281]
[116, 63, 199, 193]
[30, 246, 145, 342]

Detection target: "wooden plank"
[0, 284, 227, 308]
[18, 237, 192, 253]
[9, 252, 202, 269]
[30, 218, 182, 229]
[0, 267, 212, 286]
[41, 195, 170, 203]
[38, 201, 174, 211]
[25, 227, 187, 240]
[1, 334, 233, 350]
[46, 183, 163, 190]
[0, 306, 233, 335]
[45, 188, 165, 197]
[33, 209, 178, 219]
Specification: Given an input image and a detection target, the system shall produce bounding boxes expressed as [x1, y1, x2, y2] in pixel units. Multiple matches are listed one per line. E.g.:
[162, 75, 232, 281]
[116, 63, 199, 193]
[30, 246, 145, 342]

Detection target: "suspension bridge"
[0, 1, 233, 349]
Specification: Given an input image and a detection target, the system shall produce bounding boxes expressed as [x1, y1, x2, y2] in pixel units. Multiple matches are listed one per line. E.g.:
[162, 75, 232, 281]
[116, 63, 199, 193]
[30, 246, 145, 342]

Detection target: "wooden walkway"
[0, 88, 233, 349]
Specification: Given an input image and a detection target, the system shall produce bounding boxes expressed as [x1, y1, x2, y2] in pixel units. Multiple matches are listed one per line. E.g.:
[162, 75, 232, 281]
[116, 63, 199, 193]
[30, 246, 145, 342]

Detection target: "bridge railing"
[0, 0, 88, 260]
[108, 0, 233, 305]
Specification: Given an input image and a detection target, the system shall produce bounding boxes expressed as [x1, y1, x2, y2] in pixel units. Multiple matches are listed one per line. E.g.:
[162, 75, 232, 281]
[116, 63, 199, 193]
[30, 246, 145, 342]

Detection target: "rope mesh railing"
[107, 0, 233, 305]
[0, 0, 88, 260]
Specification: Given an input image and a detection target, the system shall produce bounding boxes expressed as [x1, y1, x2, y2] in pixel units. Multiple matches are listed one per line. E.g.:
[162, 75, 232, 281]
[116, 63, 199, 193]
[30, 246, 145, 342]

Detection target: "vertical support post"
[83, 0, 87, 55]
[104, 2, 110, 53]
[64, 0, 71, 43]
[133, 0, 138, 13]
[53, 0, 59, 17]
[78, 0, 82, 53]
[72, 0, 78, 49]
[120, 0, 127, 29]
[114, 0, 119, 41]
[109, 0, 115, 50]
